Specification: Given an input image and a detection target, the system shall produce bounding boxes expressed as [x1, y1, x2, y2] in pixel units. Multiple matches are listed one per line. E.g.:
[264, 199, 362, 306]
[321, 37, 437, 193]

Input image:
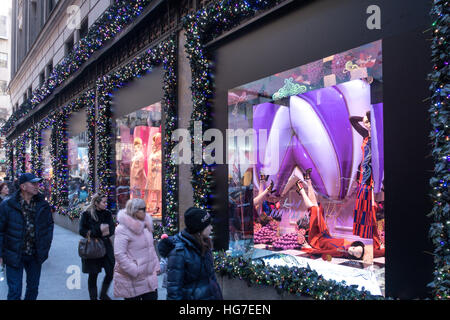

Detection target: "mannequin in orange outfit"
[130, 137, 147, 199]
[295, 171, 365, 260]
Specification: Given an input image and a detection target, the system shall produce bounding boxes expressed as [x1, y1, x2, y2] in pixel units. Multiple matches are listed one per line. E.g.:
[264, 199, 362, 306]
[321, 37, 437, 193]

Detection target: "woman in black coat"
[79, 193, 115, 300]
[158, 207, 223, 300]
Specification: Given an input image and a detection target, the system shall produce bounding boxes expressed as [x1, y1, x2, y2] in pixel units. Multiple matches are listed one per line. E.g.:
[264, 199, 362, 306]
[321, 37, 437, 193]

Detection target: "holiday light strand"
[1, 0, 154, 135]
[428, 0, 449, 300]
[213, 251, 387, 300]
[97, 37, 179, 235]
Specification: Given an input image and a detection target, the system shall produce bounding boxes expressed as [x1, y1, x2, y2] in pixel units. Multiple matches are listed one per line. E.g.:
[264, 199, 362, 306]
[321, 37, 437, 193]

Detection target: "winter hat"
[19, 173, 42, 185]
[184, 207, 211, 234]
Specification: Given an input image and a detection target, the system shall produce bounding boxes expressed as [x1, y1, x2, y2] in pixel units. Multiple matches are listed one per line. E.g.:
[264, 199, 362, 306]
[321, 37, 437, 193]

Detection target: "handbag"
[78, 231, 106, 259]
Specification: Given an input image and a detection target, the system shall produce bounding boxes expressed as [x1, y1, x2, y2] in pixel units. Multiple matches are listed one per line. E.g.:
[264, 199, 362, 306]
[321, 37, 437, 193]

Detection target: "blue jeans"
[6, 255, 42, 300]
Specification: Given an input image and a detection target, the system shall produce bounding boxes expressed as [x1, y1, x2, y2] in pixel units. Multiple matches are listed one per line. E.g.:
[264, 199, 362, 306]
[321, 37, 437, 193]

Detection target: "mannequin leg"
[296, 181, 314, 209]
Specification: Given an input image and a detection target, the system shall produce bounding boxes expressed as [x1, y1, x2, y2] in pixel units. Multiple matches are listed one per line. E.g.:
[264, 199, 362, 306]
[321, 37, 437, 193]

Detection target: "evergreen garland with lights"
[4, 141, 13, 179]
[30, 126, 41, 177]
[214, 251, 387, 300]
[96, 37, 179, 235]
[427, 0, 449, 300]
[1, 0, 154, 135]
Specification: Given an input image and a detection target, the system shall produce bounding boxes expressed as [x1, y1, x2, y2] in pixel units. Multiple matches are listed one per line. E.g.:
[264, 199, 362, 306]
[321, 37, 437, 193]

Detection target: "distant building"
[0, 0, 11, 178]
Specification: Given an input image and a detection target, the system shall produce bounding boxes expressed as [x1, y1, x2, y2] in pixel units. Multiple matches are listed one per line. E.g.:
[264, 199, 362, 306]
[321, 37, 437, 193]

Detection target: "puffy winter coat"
[158, 230, 223, 300]
[113, 210, 160, 298]
[0, 191, 54, 268]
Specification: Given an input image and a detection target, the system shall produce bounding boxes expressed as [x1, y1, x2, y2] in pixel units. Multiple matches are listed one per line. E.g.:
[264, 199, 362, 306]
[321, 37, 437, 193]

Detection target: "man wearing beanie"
[158, 207, 223, 300]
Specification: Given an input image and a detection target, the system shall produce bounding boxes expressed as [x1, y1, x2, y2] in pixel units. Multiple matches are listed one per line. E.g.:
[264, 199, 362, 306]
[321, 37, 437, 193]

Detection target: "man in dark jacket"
[0, 173, 54, 300]
[158, 207, 223, 300]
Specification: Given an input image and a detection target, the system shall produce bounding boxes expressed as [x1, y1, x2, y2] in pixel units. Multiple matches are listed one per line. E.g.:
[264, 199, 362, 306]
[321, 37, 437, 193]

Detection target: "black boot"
[88, 288, 98, 300]
[99, 275, 113, 300]
[88, 273, 98, 300]
[296, 180, 305, 195]
[303, 168, 312, 180]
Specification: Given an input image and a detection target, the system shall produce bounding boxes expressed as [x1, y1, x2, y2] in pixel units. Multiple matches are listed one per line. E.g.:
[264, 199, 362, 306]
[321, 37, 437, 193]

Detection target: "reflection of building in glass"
[68, 131, 90, 209]
[116, 102, 162, 219]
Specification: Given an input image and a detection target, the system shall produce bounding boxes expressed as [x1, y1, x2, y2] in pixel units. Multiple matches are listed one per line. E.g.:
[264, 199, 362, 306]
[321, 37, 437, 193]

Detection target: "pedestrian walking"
[3, 176, 16, 195]
[79, 193, 115, 300]
[0, 182, 10, 202]
[158, 207, 223, 300]
[0, 173, 54, 300]
[113, 198, 160, 300]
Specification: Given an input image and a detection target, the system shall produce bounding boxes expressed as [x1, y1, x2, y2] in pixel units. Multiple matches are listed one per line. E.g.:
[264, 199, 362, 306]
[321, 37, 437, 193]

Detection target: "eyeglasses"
[138, 207, 146, 211]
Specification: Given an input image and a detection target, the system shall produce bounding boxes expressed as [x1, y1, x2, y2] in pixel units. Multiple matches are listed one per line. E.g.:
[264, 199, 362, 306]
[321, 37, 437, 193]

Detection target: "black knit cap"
[184, 207, 211, 234]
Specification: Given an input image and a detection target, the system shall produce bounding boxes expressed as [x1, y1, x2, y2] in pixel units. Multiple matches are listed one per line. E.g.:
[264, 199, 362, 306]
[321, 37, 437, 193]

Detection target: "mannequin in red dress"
[294, 171, 365, 260]
[349, 112, 384, 257]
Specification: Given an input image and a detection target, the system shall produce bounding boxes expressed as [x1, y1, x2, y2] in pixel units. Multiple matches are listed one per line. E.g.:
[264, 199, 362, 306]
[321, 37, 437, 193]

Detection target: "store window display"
[227, 40, 385, 295]
[115, 102, 162, 219]
[68, 131, 90, 210]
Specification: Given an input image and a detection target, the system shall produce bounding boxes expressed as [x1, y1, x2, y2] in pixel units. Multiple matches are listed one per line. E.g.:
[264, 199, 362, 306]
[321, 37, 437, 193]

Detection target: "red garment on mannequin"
[302, 205, 346, 255]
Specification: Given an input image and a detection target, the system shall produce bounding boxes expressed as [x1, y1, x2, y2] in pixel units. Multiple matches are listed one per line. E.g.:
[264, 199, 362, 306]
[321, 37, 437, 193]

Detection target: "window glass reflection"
[68, 131, 89, 209]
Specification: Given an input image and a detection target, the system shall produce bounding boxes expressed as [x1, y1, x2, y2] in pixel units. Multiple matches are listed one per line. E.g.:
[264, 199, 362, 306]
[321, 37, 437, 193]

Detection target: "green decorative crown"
[272, 78, 308, 101]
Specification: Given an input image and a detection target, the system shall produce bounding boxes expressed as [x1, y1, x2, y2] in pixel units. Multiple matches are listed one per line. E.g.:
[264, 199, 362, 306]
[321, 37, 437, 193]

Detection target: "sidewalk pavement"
[0, 224, 167, 300]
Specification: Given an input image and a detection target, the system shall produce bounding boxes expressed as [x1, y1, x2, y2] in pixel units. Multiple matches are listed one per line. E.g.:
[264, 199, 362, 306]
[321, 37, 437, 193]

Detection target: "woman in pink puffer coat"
[113, 198, 160, 300]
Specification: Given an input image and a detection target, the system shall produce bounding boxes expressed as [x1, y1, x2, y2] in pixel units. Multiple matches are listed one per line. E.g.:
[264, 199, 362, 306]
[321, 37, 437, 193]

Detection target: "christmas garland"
[86, 96, 96, 195]
[4, 141, 13, 179]
[5, 27, 178, 232]
[30, 126, 40, 177]
[183, 0, 286, 213]
[16, 90, 97, 218]
[55, 89, 97, 220]
[214, 251, 386, 300]
[11, 132, 27, 177]
[96, 36, 179, 235]
[1, 0, 155, 135]
[427, 0, 449, 300]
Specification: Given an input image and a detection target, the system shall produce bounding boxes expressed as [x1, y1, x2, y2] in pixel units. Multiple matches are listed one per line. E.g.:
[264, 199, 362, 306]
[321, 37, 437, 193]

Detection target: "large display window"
[41, 129, 53, 202]
[228, 40, 384, 295]
[67, 130, 90, 210]
[115, 102, 162, 219]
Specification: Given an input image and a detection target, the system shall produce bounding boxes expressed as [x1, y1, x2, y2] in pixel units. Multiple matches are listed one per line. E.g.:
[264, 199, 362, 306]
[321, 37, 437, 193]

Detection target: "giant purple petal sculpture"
[253, 103, 280, 189]
[334, 80, 372, 196]
[301, 86, 354, 199]
[260, 106, 295, 192]
[289, 95, 341, 199]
